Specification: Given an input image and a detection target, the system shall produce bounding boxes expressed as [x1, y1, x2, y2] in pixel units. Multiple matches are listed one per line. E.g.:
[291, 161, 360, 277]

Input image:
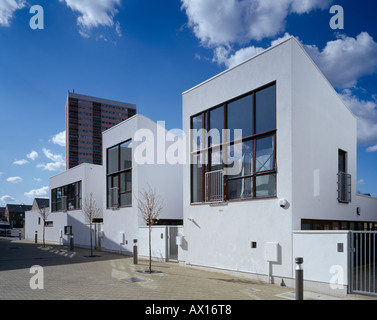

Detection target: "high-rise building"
[66, 91, 136, 169]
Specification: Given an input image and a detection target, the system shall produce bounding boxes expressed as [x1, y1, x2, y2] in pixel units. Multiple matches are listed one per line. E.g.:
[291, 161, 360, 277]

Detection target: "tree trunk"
[90, 222, 93, 257]
[43, 222, 45, 247]
[149, 226, 152, 273]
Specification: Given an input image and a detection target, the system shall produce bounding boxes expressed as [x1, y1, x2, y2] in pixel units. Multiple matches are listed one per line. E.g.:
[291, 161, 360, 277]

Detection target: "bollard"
[35, 231, 38, 243]
[295, 257, 304, 300]
[69, 235, 74, 251]
[133, 239, 138, 264]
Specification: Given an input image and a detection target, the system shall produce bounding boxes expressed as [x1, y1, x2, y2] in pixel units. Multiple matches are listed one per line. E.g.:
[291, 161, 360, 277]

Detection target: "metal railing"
[338, 172, 351, 203]
[205, 170, 224, 203]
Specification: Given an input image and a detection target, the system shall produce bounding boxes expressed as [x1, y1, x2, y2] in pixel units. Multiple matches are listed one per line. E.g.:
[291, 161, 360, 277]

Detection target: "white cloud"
[305, 32, 377, 89]
[366, 145, 377, 153]
[27, 150, 39, 161]
[213, 32, 291, 68]
[59, 0, 122, 37]
[50, 131, 66, 147]
[37, 148, 65, 171]
[34, 178, 42, 182]
[357, 179, 366, 185]
[339, 89, 377, 146]
[6, 176, 22, 184]
[0, 195, 15, 203]
[0, 0, 26, 27]
[13, 159, 28, 165]
[181, 0, 332, 46]
[24, 186, 49, 199]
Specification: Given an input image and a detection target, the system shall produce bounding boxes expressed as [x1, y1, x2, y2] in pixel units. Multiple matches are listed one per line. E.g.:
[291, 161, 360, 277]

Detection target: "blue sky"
[0, 0, 377, 205]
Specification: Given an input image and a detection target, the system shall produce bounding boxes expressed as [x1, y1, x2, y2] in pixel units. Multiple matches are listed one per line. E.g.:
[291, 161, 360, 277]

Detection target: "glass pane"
[338, 150, 346, 173]
[191, 153, 204, 203]
[210, 148, 222, 172]
[227, 94, 253, 141]
[255, 174, 276, 198]
[226, 140, 253, 178]
[120, 192, 132, 206]
[120, 141, 132, 170]
[120, 172, 126, 193]
[209, 106, 223, 146]
[255, 136, 274, 172]
[227, 177, 253, 200]
[255, 84, 276, 134]
[126, 171, 132, 191]
[107, 146, 119, 174]
[191, 114, 204, 152]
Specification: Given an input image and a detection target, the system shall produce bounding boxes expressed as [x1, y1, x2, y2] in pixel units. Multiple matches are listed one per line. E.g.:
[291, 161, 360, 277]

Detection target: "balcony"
[338, 172, 351, 203]
[205, 170, 224, 203]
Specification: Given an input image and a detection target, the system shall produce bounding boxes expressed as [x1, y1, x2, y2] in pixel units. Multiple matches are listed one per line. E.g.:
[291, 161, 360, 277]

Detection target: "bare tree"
[137, 185, 164, 273]
[82, 193, 101, 257]
[38, 206, 50, 248]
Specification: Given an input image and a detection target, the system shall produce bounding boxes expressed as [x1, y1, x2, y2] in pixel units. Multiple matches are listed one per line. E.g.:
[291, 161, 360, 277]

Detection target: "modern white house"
[101, 114, 183, 258]
[180, 36, 377, 296]
[25, 163, 103, 246]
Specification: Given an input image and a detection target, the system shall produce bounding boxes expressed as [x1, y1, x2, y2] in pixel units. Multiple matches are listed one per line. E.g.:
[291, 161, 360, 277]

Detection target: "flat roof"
[67, 91, 136, 109]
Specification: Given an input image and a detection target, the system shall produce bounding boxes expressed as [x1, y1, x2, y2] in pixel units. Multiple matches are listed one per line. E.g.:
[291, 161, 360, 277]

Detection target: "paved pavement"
[0, 237, 375, 301]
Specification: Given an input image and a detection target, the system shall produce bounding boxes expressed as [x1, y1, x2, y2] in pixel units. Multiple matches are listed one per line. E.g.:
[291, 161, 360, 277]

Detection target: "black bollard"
[295, 257, 304, 300]
[133, 239, 138, 264]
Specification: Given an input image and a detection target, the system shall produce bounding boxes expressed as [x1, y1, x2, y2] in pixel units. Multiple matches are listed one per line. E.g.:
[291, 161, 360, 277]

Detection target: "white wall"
[292, 231, 349, 295]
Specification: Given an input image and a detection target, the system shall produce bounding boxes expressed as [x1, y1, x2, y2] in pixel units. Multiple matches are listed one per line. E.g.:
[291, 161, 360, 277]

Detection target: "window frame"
[190, 81, 277, 204]
[51, 181, 82, 213]
[106, 139, 132, 208]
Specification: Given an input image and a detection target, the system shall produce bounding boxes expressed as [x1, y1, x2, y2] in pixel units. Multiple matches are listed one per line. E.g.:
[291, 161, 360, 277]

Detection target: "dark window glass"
[191, 114, 204, 152]
[209, 106, 223, 146]
[226, 140, 253, 178]
[191, 153, 204, 203]
[255, 136, 274, 172]
[338, 149, 346, 173]
[255, 174, 276, 198]
[227, 94, 253, 141]
[227, 177, 253, 200]
[120, 141, 132, 170]
[107, 146, 119, 174]
[255, 85, 276, 134]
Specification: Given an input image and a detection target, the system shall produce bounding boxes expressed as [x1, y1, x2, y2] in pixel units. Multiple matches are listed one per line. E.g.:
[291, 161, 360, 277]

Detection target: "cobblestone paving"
[0, 238, 375, 301]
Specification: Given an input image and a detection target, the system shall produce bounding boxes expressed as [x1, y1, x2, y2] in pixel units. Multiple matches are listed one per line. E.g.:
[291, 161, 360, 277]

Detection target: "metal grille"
[337, 172, 351, 203]
[205, 170, 224, 203]
[350, 231, 377, 296]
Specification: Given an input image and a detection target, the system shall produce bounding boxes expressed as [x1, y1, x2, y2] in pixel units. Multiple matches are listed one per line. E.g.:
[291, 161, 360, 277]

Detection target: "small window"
[338, 149, 347, 173]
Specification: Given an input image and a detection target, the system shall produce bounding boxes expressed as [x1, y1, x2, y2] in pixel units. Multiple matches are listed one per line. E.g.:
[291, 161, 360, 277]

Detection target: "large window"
[190, 82, 276, 203]
[107, 140, 132, 208]
[51, 181, 82, 212]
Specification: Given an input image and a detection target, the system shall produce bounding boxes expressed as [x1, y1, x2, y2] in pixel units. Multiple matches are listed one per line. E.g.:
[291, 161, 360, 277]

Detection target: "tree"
[137, 185, 164, 273]
[38, 205, 50, 248]
[81, 193, 101, 257]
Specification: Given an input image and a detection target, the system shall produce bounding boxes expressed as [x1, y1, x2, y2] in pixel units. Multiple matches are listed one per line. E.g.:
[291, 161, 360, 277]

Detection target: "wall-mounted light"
[356, 207, 361, 216]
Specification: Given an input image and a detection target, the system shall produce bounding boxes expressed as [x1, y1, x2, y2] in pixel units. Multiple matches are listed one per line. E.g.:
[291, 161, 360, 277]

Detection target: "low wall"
[292, 230, 349, 296]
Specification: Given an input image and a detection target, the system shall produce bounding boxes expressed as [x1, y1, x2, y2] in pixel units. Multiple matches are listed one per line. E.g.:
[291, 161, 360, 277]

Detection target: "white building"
[181, 36, 377, 295]
[25, 163, 103, 246]
[101, 114, 183, 257]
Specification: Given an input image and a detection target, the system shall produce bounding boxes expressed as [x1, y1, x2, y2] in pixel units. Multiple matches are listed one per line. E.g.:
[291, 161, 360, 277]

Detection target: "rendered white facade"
[25, 163, 103, 246]
[181, 36, 377, 291]
[100, 114, 183, 255]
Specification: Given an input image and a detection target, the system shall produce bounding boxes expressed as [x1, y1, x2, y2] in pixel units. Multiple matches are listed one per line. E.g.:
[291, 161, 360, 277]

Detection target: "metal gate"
[167, 226, 178, 261]
[350, 231, 377, 296]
